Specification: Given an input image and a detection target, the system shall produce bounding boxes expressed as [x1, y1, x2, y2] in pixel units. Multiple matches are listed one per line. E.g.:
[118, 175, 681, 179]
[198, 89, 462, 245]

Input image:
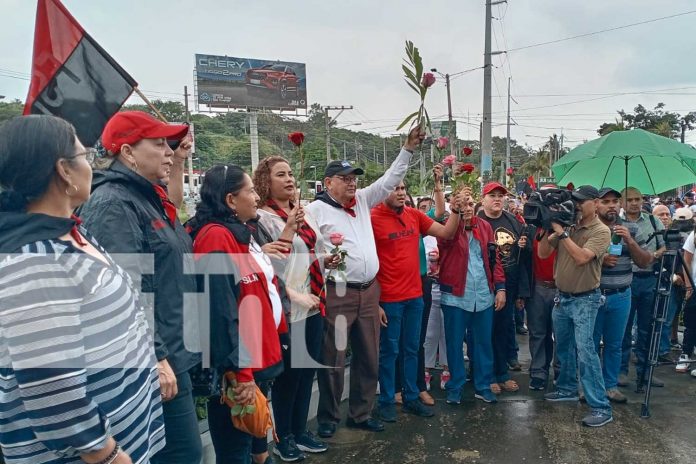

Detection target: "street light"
[0, 95, 5, 100]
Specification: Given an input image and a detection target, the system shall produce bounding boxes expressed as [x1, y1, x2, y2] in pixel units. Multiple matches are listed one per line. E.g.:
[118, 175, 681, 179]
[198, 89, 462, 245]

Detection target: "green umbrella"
[552, 129, 696, 194]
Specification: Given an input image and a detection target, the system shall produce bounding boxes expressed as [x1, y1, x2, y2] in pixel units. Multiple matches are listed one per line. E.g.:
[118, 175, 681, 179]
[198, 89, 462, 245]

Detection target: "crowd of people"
[1, 111, 695, 463]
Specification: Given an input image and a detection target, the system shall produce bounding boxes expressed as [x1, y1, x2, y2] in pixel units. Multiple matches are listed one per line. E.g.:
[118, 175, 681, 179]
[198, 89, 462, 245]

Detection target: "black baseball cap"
[324, 160, 365, 178]
[571, 185, 600, 201]
[597, 187, 621, 199]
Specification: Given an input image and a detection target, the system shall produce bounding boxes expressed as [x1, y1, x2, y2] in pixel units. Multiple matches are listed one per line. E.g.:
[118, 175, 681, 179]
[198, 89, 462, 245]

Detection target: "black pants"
[151, 371, 203, 464]
[272, 314, 324, 438]
[396, 276, 432, 394]
[208, 382, 271, 464]
[681, 289, 696, 355]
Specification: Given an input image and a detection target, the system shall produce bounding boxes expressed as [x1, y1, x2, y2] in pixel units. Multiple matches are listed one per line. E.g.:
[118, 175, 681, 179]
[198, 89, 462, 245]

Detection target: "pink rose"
[436, 137, 449, 150]
[329, 233, 345, 246]
[421, 72, 436, 88]
[462, 146, 473, 156]
[442, 154, 456, 167]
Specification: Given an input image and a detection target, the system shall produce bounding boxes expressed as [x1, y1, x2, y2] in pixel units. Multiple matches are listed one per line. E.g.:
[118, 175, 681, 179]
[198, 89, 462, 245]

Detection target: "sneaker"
[375, 403, 397, 423]
[544, 391, 579, 402]
[403, 399, 435, 417]
[617, 373, 629, 387]
[691, 368, 696, 378]
[529, 377, 546, 391]
[671, 340, 683, 351]
[440, 370, 451, 390]
[658, 353, 673, 363]
[582, 411, 613, 427]
[295, 431, 328, 454]
[516, 325, 529, 335]
[474, 390, 498, 403]
[424, 371, 432, 391]
[446, 390, 461, 405]
[676, 354, 692, 373]
[606, 388, 627, 403]
[508, 359, 522, 371]
[273, 436, 305, 462]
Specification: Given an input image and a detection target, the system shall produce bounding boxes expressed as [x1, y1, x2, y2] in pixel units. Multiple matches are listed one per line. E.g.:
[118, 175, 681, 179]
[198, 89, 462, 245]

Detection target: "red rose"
[462, 146, 473, 156]
[329, 233, 344, 246]
[506, 167, 514, 176]
[461, 163, 475, 174]
[421, 72, 436, 88]
[288, 132, 305, 146]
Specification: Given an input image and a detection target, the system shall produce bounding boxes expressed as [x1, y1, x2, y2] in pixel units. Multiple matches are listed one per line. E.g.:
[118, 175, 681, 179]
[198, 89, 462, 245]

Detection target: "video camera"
[651, 219, 695, 251]
[523, 189, 576, 231]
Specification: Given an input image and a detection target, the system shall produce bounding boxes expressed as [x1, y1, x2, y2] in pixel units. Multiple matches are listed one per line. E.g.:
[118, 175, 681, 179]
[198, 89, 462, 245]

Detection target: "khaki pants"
[317, 281, 381, 424]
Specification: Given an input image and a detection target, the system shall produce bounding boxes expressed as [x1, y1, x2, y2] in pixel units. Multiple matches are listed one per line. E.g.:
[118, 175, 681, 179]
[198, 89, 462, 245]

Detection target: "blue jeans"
[621, 275, 656, 376]
[442, 304, 494, 394]
[553, 290, 611, 414]
[660, 287, 679, 355]
[593, 288, 631, 389]
[494, 295, 514, 383]
[379, 298, 424, 405]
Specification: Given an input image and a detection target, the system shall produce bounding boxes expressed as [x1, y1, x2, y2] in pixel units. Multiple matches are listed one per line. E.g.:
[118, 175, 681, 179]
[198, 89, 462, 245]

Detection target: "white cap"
[673, 207, 694, 220]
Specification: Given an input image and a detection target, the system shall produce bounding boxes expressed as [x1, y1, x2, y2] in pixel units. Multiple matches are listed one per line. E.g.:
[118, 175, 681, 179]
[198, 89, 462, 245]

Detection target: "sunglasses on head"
[167, 139, 182, 151]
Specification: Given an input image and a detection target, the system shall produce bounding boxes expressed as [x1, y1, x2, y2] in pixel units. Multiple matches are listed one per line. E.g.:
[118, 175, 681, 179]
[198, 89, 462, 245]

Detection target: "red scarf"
[70, 215, 87, 246]
[342, 197, 357, 217]
[152, 184, 178, 227]
[266, 199, 325, 316]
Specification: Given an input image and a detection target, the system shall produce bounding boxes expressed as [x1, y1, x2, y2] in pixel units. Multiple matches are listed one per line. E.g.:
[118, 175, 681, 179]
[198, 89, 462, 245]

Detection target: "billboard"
[431, 120, 457, 139]
[195, 54, 307, 110]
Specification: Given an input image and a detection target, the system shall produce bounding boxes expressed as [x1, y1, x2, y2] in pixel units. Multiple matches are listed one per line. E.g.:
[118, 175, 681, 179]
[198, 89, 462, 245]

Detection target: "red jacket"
[193, 222, 288, 383]
[437, 216, 506, 297]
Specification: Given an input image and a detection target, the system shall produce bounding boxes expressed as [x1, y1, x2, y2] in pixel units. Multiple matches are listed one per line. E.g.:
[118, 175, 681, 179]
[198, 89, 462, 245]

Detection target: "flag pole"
[133, 87, 168, 122]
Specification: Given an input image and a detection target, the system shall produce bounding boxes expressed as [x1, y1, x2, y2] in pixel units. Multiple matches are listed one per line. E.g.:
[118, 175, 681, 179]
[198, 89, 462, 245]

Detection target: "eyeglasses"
[70, 148, 98, 164]
[334, 175, 358, 184]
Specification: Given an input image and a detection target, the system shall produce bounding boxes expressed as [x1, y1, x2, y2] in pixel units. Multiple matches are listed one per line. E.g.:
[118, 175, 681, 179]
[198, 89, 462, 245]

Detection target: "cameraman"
[538, 185, 613, 427]
[595, 188, 652, 403]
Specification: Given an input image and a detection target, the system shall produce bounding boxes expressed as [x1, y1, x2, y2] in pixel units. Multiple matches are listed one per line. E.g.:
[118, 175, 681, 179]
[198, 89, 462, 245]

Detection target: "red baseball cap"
[102, 111, 189, 154]
[482, 182, 508, 196]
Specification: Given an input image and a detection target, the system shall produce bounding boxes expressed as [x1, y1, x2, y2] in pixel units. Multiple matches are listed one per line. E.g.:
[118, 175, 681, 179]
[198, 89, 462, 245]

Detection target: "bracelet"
[278, 238, 293, 244]
[95, 443, 120, 464]
[496, 289, 506, 293]
[451, 208, 462, 214]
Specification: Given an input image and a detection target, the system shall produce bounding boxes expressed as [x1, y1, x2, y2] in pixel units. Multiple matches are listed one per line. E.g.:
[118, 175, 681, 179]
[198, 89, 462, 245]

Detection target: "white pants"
[424, 282, 448, 368]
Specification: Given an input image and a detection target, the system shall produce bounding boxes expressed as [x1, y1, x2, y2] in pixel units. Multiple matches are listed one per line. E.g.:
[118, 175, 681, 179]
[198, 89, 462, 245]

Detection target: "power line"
[507, 9, 696, 53]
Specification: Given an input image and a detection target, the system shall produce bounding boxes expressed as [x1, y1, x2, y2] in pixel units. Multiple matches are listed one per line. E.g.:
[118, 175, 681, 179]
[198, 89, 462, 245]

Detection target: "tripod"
[638, 242, 692, 418]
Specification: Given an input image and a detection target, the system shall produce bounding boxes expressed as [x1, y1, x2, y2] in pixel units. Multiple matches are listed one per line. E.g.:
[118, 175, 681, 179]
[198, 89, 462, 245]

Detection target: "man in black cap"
[307, 126, 425, 437]
[538, 185, 613, 427]
[594, 187, 652, 404]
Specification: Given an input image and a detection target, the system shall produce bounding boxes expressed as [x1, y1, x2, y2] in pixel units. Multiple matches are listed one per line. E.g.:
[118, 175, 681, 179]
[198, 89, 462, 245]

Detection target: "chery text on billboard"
[195, 54, 307, 110]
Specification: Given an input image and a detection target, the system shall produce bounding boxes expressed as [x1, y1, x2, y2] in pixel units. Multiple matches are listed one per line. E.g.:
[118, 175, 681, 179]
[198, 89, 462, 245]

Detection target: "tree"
[598, 118, 626, 136]
[122, 100, 187, 121]
[0, 99, 24, 126]
[520, 149, 551, 183]
[598, 103, 682, 138]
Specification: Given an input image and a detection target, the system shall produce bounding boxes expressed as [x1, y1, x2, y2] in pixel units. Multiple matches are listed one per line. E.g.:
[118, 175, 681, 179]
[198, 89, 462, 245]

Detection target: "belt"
[327, 278, 375, 290]
[537, 280, 556, 289]
[558, 288, 598, 298]
[634, 272, 655, 278]
[600, 286, 630, 296]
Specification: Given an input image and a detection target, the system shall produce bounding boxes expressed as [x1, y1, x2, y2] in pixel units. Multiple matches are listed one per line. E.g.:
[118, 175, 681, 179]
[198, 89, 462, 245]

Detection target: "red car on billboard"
[245, 64, 299, 99]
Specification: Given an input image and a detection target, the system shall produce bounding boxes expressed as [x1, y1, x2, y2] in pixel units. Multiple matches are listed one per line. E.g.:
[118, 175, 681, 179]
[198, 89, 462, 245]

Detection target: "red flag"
[24, 0, 137, 146]
[527, 175, 537, 191]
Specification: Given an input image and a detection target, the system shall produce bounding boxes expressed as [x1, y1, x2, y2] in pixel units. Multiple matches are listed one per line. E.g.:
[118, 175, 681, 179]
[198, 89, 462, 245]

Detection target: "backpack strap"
[648, 214, 663, 249]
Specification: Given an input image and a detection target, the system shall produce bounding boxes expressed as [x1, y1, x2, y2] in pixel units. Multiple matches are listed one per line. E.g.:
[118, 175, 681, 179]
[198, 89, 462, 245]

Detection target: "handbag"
[221, 371, 277, 441]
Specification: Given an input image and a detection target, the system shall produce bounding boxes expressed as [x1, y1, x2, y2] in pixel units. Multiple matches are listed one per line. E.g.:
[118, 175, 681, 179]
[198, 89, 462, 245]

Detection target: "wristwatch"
[558, 231, 570, 240]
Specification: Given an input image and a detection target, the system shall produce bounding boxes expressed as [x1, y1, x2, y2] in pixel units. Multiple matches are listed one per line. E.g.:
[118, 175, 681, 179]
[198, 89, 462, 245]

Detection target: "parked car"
[245, 64, 299, 99]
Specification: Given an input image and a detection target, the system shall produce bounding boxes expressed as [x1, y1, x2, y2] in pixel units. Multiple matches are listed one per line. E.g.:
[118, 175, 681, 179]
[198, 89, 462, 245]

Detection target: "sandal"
[490, 383, 502, 395]
[501, 379, 519, 392]
[419, 391, 435, 406]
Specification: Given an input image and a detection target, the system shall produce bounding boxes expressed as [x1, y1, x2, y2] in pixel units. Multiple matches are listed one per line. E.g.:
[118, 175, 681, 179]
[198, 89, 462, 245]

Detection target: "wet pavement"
[305, 335, 696, 464]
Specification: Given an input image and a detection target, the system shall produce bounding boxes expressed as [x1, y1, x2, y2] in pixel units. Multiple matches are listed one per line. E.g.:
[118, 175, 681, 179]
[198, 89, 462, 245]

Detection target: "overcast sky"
[2, 0, 695, 150]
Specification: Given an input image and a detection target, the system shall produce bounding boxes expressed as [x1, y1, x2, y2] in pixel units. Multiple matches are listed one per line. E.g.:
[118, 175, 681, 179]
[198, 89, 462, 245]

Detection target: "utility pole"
[383, 137, 387, 169]
[343, 142, 346, 160]
[324, 105, 353, 162]
[249, 112, 259, 170]
[420, 146, 426, 187]
[482, 0, 507, 181]
[505, 77, 511, 176]
[184, 85, 195, 195]
[446, 73, 455, 158]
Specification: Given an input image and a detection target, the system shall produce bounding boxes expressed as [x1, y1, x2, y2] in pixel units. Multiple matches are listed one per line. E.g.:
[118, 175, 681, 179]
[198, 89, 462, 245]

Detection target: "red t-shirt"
[371, 203, 434, 302]
[533, 236, 556, 282]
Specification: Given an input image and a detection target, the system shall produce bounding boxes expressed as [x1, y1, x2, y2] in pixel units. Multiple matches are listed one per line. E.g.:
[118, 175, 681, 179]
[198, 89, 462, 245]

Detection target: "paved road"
[305, 334, 696, 464]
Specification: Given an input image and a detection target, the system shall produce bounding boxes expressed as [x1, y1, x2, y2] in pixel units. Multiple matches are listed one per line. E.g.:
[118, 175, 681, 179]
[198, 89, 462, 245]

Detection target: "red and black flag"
[24, 0, 137, 146]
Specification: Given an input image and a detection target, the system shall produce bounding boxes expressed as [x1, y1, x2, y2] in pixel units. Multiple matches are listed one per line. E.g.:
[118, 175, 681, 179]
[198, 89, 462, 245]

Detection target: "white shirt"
[683, 231, 696, 287]
[249, 236, 283, 328]
[306, 148, 413, 283]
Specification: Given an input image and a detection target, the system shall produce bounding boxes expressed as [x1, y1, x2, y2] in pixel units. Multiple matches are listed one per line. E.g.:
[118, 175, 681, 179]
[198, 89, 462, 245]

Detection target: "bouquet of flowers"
[396, 41, 434, 133]
[442, 155, 480, 197]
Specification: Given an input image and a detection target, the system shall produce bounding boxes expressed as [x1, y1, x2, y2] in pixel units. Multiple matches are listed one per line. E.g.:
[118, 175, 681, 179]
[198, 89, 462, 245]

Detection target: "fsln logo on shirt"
[388, 227, 415, 240]
[241, 274, 260, 285]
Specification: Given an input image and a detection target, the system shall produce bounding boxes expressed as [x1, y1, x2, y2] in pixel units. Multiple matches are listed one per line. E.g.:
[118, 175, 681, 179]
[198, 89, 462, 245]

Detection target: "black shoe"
[516, 325, 529, 335]
[316, 422, 336, 438]
[375, 403, 397, 422]
[403, 400, 435, 417]
[529, 377, 546, 391]
[508, 359, 522, 371]
[273, 435, 305, 462]
[295, 430, 328, 453]
[346, 417, 385, 432]
[658, 353, 674, 363]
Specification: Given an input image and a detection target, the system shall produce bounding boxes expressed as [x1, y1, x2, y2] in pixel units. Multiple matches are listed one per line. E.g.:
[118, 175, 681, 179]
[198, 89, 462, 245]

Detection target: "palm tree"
[598, 118, 626, 136]
[649, 120, 675, 139]
[520, 149, 551, 184]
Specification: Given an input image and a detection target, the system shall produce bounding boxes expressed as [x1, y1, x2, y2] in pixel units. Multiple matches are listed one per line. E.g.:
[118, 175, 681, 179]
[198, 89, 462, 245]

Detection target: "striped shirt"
[0, 238, 165, 463]
[600, 220, 647, 289]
